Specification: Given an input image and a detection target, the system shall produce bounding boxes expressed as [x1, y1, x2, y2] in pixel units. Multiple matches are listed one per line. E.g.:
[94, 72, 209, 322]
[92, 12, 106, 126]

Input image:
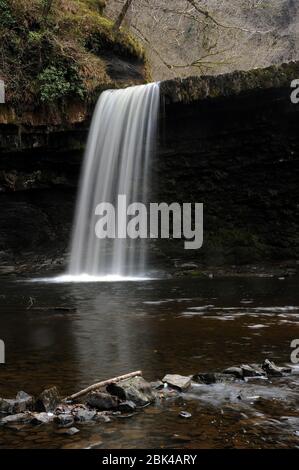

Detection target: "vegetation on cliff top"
[0, 0, 146, 108]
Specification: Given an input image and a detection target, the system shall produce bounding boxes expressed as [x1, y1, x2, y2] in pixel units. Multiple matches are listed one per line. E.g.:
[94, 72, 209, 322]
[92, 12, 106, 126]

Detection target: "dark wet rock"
[15, 391, 34, 411]
[56, 426, 80, 436]
[0, 398, 17, 414]
[86, 392, 119, 411]
[0, 412, 33, 425]
[150, 380, 164, 390]
[30, 412, 54, 425]
[0, 391, 34, 414]
[241, 364, 266, 378]
[162, 374, 191, 392]
[223, 367, 244, 379]
[55, 403, 73, 415]
[74, 409, 97, 423]
[95, 412, 112, 423]
[159, 386, 180, 399]
[54, 414, 74, 428]
[193, 373, 236, 385]
[107, 376, 155, 407]
[36, 386, 61, 412]
[179, 411, 192, 419]
[118, 401, 137, 413]
[262, 359, 292, 377]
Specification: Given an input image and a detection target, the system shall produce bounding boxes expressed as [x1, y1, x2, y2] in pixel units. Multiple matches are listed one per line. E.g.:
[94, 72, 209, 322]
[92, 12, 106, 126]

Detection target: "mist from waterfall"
[68, 83, 160, 278]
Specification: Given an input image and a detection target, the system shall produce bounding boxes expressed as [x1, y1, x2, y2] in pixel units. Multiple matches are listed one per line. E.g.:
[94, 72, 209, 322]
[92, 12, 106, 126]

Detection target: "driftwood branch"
[65, 370, 142, 401]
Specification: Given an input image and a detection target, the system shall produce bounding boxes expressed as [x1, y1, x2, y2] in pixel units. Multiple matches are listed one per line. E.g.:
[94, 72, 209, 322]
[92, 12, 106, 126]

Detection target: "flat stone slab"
[162, 374, 191, 391]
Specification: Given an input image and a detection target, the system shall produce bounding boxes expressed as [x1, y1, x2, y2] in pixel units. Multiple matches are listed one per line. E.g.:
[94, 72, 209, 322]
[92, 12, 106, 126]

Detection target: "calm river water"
[0, 275, 299, 448]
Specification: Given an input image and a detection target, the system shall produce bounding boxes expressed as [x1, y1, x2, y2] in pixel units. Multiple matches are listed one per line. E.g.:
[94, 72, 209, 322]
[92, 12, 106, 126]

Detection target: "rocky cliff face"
[0, 62, 299, 273]
[0, 1, 150, 272]
[153, 62, 299, 269]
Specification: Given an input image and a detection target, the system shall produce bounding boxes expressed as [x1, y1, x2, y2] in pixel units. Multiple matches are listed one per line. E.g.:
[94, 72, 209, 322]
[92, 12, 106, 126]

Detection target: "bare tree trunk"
[114, 0, 134, 31]
[43, 0, 54, 19]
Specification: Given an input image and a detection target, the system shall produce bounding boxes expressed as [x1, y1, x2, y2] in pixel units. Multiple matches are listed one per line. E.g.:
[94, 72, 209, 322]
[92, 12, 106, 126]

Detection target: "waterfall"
[68, 83, 160, 278]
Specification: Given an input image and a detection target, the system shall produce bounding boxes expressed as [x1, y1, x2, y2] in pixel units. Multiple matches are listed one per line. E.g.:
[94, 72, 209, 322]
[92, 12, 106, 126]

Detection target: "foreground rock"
[36, 386, 61, 412]
[0, 391, 34, 414]
[162, 374, 192, 391]
[86, 392, 119, 411]
[0, 360, 294, 432]
[262, 359, 292, 377]
[193, 372, 236, 385]
[107, 376, 155, 407]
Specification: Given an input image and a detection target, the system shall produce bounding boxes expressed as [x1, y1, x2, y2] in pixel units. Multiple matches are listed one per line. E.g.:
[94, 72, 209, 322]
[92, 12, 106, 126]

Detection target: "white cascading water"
[68, 83, 160, 280]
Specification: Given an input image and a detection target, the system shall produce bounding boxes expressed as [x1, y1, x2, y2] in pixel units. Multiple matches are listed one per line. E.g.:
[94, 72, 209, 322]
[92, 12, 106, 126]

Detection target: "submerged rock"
[240, 364, 266, 378]
[162, 374, 191, 392]
[0, 399, 17, 415]
[36, 386, 61, 412]
[54, 414, 74, 428]
[107, 376, 155, 407]
[0, 412, 33, 425]
[31, 412, 54, 425]
[222, 363, 272, 381]
[223, 367, 244, 379]
[0, 391, 34, 414]
[74, 409, 97, 423]
[118, 401, 137, 413]
[150, 380, 164, 390]
[56, 426, 80, 436]
[86, 392, 119, 411]
[95, 412, 112, 423]
[193, 373, 236, 385]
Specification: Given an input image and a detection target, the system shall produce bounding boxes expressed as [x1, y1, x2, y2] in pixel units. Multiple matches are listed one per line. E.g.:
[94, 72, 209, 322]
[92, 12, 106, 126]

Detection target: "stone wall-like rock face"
[152, 76, 299, 268]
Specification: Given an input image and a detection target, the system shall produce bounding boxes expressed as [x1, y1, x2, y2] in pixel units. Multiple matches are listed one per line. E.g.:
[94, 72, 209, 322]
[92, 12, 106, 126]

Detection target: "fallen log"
[65, 370, 142, 401]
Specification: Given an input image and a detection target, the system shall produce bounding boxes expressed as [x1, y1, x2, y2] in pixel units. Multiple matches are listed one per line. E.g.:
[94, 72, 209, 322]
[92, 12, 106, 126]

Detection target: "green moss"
[0, 0, 14, 27]
[38, 65, 85, 102]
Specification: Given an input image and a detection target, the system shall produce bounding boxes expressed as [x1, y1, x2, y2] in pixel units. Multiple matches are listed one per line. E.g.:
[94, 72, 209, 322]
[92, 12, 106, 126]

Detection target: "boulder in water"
[0, 412, 33, 425]
[0, 391, 34, 414]
[36, 386, 61, 412]
[31, 412, 54, 425]
[262, 359, 292, 377]
[107, 376, 155, 407]
[240, 364, 266, 378]
[54, 414, 74, 428]
[56, 426, 80, 436]
[74, 409, 97, 422]
[162, 374, 192, 391]
[118, 401, 137, 413]
[86, 392, 119, 411]
[193, 373, 236, 385]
